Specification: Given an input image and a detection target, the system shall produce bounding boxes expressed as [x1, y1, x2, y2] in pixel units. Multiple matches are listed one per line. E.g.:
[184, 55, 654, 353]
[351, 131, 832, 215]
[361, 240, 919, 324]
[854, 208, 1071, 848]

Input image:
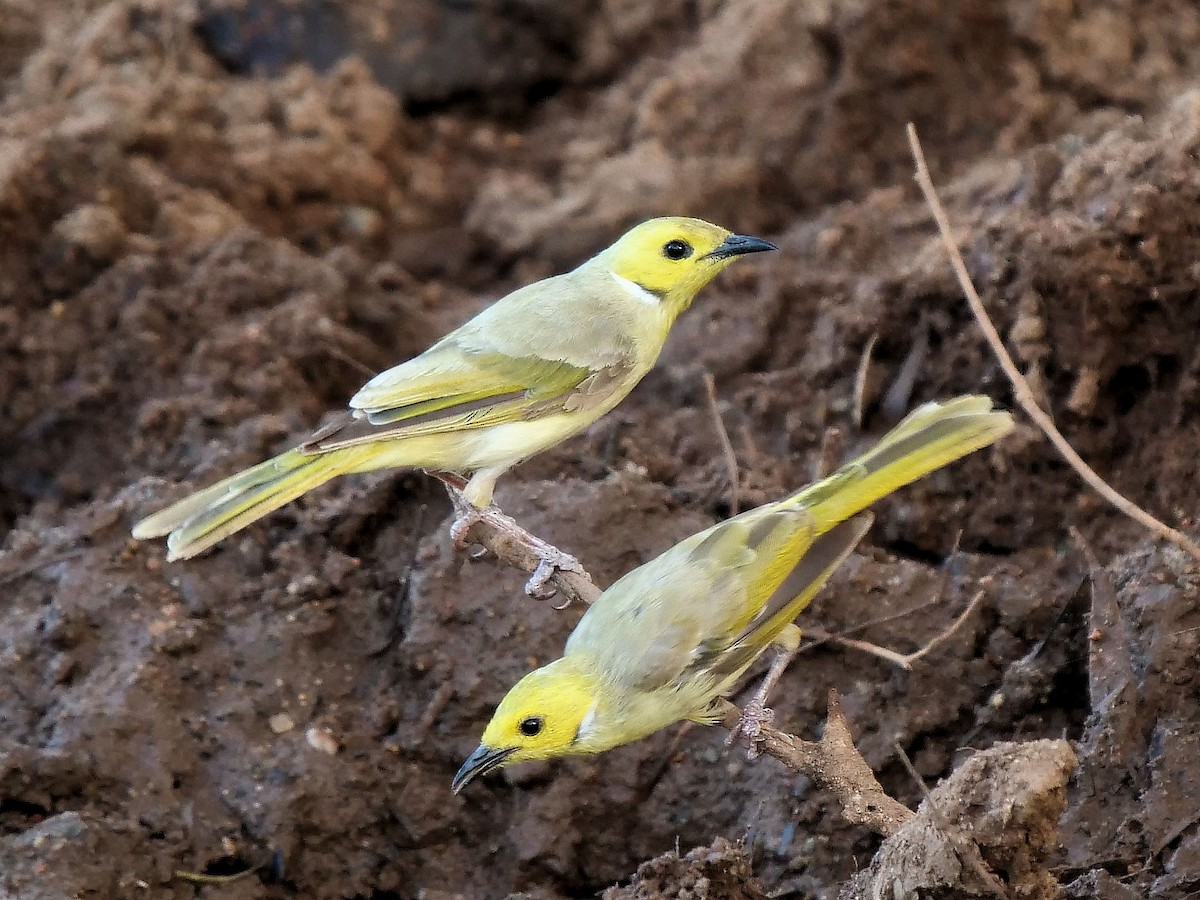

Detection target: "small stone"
[306, 726, 340, 755]
[269, 714, 295, 734]
[51, 203, 126, 260]
[1067, 366, 1100, 416]
[341, 205, 383, 238]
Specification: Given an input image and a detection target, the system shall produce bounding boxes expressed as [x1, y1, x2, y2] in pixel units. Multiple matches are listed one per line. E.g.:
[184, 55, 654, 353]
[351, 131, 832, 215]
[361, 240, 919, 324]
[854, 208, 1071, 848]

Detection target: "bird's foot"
[444, 494, 583, 605]
[726, 697, 775, 760]
[725, 642, 797, 759]
[449, 504, 489, 550]
[525, 545, 585, 605]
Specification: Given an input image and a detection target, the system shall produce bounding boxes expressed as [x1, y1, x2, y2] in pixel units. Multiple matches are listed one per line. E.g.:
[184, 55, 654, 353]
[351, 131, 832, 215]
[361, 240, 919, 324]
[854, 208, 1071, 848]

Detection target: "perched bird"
[132, 217, 776, 562]
[452, 396, 1013, 792]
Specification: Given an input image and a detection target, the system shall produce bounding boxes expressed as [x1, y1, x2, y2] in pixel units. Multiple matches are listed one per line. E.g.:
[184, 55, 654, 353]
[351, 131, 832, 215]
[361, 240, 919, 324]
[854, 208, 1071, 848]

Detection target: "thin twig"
[803, 629, 915, 668]
[803, 532, 970, 670]
[321, 341, 375, 378]
[892, 741, 944, 826]
[0, 548, 90, 586]
[720, 692, 913, 836]
[906, 122, 1200, 563]
[806, 590, 984, 671]
[881, 316, 929, 421]
[174, 855, 271, 885]
[414, 680, 456, 741]
[814, 426, 843, 481]
[806, 580, 948, 643]
[702, 371, 741, 515]
[900, 590, 987, 665]
[852, 332, 878, 428]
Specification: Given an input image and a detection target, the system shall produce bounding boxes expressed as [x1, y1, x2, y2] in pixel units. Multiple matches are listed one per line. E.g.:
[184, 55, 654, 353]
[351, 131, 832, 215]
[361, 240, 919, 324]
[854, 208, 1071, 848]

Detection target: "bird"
[452, 396, 1013, 792]
[131, 217, 776, 564]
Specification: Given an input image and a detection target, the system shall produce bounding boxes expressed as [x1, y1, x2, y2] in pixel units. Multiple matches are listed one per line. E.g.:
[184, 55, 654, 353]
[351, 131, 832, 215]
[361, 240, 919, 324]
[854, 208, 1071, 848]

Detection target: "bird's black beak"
[703, 233, 778, 260]
[452, 744, 516, 794]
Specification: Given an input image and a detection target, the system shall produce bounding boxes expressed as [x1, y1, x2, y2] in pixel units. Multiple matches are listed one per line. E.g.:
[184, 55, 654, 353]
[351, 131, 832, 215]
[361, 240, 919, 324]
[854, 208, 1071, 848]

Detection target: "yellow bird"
[132, 218, 776, 562]
[452, 396, 1013, 792]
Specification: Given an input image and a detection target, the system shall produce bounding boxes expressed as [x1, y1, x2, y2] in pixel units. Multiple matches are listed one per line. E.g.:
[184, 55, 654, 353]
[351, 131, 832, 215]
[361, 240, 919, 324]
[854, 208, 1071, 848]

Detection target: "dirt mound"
[4, 0, 1200, 897]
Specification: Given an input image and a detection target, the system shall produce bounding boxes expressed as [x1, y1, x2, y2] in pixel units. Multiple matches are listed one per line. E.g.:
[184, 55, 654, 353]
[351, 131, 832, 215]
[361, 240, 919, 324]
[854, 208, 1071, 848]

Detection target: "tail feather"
[786, 395, 1014, 531]
[132, 452, 309, 540]
[132, 448, 368, 561]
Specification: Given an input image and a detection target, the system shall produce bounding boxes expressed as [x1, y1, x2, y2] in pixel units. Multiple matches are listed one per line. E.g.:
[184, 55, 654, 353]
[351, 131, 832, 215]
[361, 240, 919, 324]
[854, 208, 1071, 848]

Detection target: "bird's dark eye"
[662, 239, 693, 261]
[519, 716, 544, 737]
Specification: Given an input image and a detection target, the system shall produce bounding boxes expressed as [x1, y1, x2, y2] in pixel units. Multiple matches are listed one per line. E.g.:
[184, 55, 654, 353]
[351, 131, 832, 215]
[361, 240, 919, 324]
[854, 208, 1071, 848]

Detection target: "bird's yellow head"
[597, 217, 776, 315]
[452, 658, 600, 793]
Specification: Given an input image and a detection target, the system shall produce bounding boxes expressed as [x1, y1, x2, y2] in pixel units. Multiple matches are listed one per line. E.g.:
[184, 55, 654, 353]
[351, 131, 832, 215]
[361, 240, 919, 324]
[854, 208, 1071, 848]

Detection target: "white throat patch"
[612, 273, 660, 306]
[576, 698, 601, 742]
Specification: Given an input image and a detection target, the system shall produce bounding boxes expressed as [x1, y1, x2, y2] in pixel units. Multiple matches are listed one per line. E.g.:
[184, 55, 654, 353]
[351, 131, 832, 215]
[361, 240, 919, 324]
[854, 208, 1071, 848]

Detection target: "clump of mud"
[605, 838, 767, 900]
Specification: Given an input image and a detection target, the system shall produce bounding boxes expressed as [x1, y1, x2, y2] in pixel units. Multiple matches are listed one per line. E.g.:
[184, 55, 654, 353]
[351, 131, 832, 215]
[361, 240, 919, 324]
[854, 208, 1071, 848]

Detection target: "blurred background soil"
[3, 0, 1200, 897]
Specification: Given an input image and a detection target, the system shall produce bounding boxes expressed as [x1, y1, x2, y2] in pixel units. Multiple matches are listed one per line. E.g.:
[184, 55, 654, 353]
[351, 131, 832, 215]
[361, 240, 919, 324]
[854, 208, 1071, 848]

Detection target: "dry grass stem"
[815, 425, 843, 480]
[906, 122, 1200, 563]
[806, 590, 984, 671]
[852, 332, 878, 428]
[702, 371, 741, 515]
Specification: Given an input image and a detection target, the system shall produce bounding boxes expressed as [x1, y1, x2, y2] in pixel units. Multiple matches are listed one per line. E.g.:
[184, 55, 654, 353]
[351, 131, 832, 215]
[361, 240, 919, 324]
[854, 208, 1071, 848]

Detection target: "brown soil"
[3, 1, 1200, 897]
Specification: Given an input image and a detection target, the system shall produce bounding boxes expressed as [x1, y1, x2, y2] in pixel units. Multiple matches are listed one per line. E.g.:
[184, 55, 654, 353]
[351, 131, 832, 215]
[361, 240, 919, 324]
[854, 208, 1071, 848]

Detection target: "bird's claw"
[446, 497, 582, 606]
[726, 698, 775, 760]
[525, 547, 585, 604]
[449, 506, 485, 550]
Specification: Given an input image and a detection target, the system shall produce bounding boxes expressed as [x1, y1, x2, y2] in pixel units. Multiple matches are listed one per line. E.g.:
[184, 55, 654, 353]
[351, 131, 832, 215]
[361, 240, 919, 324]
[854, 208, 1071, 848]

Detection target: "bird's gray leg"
[728, 624, 802, 759]
[429, 472, 485, 547]
[448, 503, 486, 549]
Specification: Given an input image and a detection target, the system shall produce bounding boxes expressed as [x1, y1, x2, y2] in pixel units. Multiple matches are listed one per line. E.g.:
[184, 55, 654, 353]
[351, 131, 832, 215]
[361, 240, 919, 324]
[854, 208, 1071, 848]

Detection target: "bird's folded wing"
[304, 348, 629, 451]
[698, 513, 873, 686]
[572, 506, 819, 694]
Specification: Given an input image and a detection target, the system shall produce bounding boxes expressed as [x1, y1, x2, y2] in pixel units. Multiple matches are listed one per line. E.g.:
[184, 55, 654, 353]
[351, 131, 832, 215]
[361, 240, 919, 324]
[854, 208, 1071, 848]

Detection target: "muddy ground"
[3, 0, 1200, 897]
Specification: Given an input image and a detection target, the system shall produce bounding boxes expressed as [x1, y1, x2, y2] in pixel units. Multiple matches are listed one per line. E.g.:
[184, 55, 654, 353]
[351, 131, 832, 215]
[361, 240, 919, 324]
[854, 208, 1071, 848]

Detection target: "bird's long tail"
[131, 446, 373, 562]
[786, 395, 1014, 530]
[708, 396, 1012, 682]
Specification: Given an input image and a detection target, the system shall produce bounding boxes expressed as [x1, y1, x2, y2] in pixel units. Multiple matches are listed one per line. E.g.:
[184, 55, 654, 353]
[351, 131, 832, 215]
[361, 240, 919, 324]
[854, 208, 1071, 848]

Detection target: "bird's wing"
[571, 504, 833, 694]
[696, 513, 873, 687]
[304, 344, 631, 451]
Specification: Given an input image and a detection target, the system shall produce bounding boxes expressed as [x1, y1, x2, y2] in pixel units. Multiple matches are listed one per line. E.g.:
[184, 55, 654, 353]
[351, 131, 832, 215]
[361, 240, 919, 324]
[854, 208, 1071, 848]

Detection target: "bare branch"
[719, 692, 913, 836]
[905, 122, 1200, 563]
